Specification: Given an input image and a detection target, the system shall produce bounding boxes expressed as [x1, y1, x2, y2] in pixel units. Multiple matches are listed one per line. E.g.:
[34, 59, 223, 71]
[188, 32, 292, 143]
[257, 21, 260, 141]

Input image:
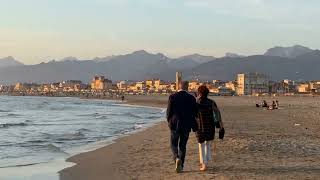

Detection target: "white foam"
[0, 158, 75, 180]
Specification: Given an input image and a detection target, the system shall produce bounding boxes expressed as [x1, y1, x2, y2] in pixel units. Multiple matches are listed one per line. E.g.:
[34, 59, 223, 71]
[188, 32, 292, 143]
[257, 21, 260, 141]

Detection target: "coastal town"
[0, 72, 320, 97]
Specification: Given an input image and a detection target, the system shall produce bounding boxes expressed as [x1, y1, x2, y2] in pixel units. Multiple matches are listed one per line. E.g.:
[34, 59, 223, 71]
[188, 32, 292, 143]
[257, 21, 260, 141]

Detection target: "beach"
[59, 95, 320, 180]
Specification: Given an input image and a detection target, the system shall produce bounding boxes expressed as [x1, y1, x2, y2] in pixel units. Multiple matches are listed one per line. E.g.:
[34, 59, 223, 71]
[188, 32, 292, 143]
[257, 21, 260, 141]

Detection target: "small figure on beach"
[196, 85, 224, 171]
[262, 100, 268, 107]
[257, 100, 268, 108]
[268, 100, 278, 110]
[166, 81, 198, 173]
[121, 95, 125, 102]
[276, 100, 279, 109]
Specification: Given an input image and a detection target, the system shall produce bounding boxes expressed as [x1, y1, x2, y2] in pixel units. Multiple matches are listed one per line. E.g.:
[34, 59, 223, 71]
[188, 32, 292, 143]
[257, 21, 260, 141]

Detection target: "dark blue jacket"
[166, 91, 198, 132]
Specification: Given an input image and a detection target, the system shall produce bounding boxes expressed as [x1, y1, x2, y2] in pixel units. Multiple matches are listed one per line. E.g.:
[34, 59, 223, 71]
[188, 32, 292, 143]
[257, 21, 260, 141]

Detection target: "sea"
[0, 96, 164, 180]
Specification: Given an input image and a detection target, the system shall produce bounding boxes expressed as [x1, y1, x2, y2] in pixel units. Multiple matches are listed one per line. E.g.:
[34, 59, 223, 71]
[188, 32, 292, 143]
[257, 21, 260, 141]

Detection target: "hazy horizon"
[1, 0, 320, 64]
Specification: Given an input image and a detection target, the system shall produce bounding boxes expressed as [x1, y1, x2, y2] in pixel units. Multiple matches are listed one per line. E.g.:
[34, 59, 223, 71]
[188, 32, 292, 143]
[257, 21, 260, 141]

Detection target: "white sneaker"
[175, 158, 182, 173]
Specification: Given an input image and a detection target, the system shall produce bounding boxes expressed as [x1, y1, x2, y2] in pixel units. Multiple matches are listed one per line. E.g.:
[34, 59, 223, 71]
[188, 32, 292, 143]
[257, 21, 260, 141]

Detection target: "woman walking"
[196, 85, 224, 171]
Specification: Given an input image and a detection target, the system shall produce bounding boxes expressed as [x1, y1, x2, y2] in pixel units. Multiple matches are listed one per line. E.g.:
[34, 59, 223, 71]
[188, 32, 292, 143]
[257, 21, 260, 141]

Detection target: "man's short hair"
[180, 81, 189, 91]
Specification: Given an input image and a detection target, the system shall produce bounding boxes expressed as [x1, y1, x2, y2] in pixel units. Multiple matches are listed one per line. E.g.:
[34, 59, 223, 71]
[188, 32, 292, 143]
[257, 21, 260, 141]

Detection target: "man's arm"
[191, 97, 199, 132]
[166, 95, 173, 122]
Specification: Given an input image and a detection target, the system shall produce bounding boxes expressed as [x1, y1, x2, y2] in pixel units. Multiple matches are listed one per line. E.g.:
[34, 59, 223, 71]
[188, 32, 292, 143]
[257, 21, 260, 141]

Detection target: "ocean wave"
[0, 109, 10, 113]
[42, 132, 86, 141]
[73, 102, 84, 105]
[134, 124, 144, 129]
[92, 115, 107, 119]
[27, 140, 47, 144]
[45, 144, 69, 154]
[123, 112, 142, 119]
[49, 106, 72, 111]
[114, 103, 164, 110]
[0, 113, 22, 118]
[77, 112, 100, 117]
[0, 122, 28, 128]
[77, 128, 92, 132]
[77, 112, 142, 119]
[113, 123, 145, 135]
[0, 162, 44, 169]
[146, 115, 162, 119]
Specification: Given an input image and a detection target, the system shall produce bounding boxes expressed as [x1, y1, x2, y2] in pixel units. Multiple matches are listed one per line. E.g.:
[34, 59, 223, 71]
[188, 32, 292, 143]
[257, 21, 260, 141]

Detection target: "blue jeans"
[170, 130, 190, 167]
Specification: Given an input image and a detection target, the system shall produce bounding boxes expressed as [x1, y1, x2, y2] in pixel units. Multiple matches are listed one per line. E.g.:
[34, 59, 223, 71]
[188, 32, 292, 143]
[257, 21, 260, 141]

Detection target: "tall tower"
[236, 73, 245, 95]
[176, 72, 182, 91]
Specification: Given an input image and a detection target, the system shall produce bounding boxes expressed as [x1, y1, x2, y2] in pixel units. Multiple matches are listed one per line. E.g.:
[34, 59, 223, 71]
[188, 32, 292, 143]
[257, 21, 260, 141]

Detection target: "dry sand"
[59, 95, 320, 180]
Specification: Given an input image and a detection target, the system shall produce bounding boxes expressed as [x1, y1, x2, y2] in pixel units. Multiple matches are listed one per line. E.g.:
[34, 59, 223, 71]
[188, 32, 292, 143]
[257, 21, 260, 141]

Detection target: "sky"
[0, 0, 319, 64]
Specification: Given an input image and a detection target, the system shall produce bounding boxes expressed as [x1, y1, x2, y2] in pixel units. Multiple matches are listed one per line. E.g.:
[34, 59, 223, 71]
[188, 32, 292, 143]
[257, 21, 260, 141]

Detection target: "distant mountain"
[0, 56, 24, 68]
[93, 56, 115, 62]
[264, 45, 314, 58]
[169, 54, 215, 70]
[0, 46, 320, 84]
[60, 56, 79, 62]
[184, 50, 320, 81]
[0, 50, 173, 84]
[225, 52, 246, 58]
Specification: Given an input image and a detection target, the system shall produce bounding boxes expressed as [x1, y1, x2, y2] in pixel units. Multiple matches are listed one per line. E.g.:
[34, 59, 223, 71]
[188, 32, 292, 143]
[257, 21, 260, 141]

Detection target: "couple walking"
[167, 81, 224, 173]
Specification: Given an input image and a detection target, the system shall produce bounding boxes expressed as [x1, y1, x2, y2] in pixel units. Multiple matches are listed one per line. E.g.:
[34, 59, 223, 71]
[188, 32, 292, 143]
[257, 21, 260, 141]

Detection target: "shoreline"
[59, 95, 169, 180]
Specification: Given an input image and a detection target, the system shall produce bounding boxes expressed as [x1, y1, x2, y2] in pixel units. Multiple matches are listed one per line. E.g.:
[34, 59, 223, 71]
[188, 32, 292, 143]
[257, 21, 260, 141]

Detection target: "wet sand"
[59, 96, 320, 180]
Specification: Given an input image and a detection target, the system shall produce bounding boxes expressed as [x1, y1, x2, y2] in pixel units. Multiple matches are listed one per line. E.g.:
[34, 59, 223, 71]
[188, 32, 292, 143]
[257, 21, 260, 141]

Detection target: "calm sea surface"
[0, 96, 164, 171]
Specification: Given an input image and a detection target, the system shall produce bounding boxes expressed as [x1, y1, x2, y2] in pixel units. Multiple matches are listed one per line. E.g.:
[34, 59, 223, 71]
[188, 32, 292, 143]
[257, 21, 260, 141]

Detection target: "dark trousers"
[170, 130, 190, 167]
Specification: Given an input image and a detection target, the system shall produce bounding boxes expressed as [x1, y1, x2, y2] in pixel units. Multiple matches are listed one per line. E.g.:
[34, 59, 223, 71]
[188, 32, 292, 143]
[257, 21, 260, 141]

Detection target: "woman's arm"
[212, 101, 223, 129]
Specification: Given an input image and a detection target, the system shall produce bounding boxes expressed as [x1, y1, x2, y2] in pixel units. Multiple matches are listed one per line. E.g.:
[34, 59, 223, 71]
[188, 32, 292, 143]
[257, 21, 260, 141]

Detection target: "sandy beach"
[59, 95, 320, 180]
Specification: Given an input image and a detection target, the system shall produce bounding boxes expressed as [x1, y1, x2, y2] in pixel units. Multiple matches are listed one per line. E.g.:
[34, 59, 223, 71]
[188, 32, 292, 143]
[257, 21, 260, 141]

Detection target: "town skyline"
[1, 72, 319, 96]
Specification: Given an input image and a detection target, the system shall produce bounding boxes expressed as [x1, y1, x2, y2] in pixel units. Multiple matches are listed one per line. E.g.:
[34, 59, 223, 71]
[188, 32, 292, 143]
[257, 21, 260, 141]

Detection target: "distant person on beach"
[121, 95, 125, 102]
[268, 101, 277, 110]
[166, 81, 198, 173]
[276, 100, 279, 109]
[262, 100, 268, 107]
[196, 85, 224, 171]
[272, 101, 276, 109]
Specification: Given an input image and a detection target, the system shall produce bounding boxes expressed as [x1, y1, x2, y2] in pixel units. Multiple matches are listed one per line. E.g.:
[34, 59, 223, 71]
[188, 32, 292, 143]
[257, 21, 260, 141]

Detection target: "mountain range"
[0, 45, 319, 84]
[0, 56, 24, 68]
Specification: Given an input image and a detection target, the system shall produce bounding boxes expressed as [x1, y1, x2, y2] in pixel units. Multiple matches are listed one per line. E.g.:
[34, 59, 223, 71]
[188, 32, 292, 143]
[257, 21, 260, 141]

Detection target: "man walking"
[166, 81, 198, 173]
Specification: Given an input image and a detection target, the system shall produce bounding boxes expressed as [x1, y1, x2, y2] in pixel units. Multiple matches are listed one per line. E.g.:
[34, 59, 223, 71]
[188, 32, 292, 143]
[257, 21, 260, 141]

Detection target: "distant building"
[169, 83, 176, 92]
[145, 80, 154, 88]
[225, 81, 236, 91]
[218, 87, 234, 96]
[309, 81, 320, 93]
[297, 83, 309, 93]
[0, 85, 8, 92]
[282, 79, 296, 93]
[59, 80, 84, 92]
[135, 81, 146, 92]
[212, 80, 224, 86]
[188, 80, 203, 92]
[154, 79, 163, 90]
[176, 72, 182, 91]
[91, 76, 113, 90]
[14, 83, 23, 91]
[14, 83, 39, 92]
[117, 81, 128, 90]
[236, 73, 269, 95]
[207, 85, 219, 94]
